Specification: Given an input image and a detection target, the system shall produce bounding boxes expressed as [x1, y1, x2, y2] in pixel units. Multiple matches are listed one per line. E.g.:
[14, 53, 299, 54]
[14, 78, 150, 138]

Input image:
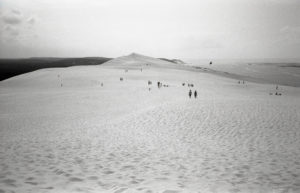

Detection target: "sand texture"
[0, 54, 300, 193]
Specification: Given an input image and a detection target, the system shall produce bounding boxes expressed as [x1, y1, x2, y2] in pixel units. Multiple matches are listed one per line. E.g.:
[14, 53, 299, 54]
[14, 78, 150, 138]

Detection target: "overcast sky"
[0, 0, 299, 59]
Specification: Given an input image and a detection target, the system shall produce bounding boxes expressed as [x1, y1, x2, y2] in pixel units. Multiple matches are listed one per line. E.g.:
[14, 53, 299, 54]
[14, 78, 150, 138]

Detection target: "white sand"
[186, 60, 300, 87]
[0, 54, 300, 193]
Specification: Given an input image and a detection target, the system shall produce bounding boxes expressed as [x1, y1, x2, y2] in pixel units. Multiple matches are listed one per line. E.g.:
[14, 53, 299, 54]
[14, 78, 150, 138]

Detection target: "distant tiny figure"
[209, 61, 212, 65]
[157, 81, 162, 88]
[120, 77, 123, 81]
[242, 80, 245, 84]
[238, 81, 240, 84]
[182, 83, 185, 86]
[194, 90, 197, 98]
[148, 80, 152, 85]
[189, 90, 192, 98]
[101, 83, 103, 87]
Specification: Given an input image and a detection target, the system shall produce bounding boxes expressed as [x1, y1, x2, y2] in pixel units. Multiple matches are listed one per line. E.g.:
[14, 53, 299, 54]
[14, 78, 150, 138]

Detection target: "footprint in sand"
[114, 187, 127, 193]
[25, 181, 39, 185]
[68, 177, 84, 182]
[103, 170, 115, 175]
[1, 178, 17, 187]
[162, 190, 180, 193]
[87, 176, 98, 181]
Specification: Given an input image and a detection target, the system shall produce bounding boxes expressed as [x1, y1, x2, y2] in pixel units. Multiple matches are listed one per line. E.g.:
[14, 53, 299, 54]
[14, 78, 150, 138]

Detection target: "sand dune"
[0, 54, 300, 193]
[187, 60, 300, 87]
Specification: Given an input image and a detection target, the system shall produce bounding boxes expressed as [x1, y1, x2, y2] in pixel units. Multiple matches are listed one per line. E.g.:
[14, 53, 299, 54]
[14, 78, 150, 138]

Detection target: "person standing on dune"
[194, 90, 197, 98]
[189, 90, 192, 98]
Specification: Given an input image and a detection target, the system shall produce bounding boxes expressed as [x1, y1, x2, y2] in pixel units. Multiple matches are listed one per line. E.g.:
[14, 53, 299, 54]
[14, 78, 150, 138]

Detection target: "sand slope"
[0, 54, 300, 193]
[187, 60, 300, 87]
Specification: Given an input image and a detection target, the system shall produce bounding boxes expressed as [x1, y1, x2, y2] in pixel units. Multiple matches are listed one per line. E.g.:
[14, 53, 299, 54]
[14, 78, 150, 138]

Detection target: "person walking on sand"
[194, 90, 197, 98]
[189, 89, 192, 98]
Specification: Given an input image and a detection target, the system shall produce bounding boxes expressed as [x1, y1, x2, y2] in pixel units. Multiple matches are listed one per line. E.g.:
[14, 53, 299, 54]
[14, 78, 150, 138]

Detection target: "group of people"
[270, 85, 282, 96]
[189, 89, 197, 99]
[182, 82, 197, 98]
[157, 81, 164, 88]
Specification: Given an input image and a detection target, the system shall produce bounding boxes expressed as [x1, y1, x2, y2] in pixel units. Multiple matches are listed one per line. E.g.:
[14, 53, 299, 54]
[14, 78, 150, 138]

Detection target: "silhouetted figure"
[148, 80, 152, 85]
[189, 90, 192, 98]
[242, 80, 245, 84]
[120, 77, 123, 81]
[182, 83, 185, 86]
[209, 61, 212, 65]
[157, 81, 162, 88]
[194, 90, 197, 98]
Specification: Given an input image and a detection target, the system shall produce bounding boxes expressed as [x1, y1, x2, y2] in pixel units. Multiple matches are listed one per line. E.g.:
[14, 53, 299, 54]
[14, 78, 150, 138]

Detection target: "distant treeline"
[0, 57, 112, 81]
[159, 58, 185, 64]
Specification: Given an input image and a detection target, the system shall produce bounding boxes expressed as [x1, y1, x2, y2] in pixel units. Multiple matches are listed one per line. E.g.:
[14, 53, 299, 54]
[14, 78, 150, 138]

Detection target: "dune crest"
[102, 53, 184, 69]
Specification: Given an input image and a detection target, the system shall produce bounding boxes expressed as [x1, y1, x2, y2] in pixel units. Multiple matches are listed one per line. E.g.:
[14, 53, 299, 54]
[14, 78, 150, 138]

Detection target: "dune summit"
[102, 53, 185, 69]
[0, 54, 300, 193]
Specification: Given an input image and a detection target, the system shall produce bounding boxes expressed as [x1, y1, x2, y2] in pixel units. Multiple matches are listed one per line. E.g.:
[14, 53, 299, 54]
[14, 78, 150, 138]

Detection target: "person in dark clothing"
[189, 90, 192, 98]
[194, 90, 197, 98]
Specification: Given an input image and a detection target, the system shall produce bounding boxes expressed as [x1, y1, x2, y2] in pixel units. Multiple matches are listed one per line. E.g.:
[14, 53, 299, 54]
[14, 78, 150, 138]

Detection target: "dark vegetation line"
[158, 58, 185, 64]
[0, 57, 112, 81]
